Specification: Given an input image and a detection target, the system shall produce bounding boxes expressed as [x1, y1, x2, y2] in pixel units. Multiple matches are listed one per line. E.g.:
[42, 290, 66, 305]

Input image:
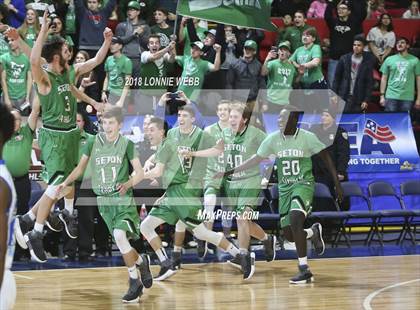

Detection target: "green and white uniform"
[204, 122, 227, 196]
[222, 125, 266, 214]
[140, 51, 171, 96]
[290, 44, 323, 87]
[84, 133, 140, 239]
[37, 67, 79, 185]
[150, 126, 214, 229]
[257, 129, 325, 228]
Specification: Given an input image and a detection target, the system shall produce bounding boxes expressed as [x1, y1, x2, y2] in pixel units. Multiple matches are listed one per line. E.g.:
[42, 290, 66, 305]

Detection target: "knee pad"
[45, 185, 72, 200]
[140, 216, 163, 242]
[192, 224, 223, 246]
[113, 229, 132, 255]
[175, 220, 187, 233]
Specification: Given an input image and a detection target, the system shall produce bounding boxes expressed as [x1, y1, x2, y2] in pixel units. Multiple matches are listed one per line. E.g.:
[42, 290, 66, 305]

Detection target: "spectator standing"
[277, 10, 320, 53]
[3, 0, 26, 28]
[138, 35, 175, 114]
[367, 13, 396, 65]
[403, 0, 420, 18]
[178, 17, 206, 56]
[261, 41, 300, 112]
[311, 108, 350, 194]
[17, 8, 39, 47]
[333, 35, 375, 113]
[49, 14, 74, 49]
[308, 0, 327, 18]
[226, 40, 266, 109]
[115, 1, 150, 84]
[380, 37, 420, 112]
[234, 27, 264, 57]
[0, 36, 32, 113]
[75, 0, 116, 91]
[325, 0, 367, 88]
[175, 41, 221, 102]
[370, 0, 387, 19]
[150, 7, 173, 48]
[102, 36, 133, 108]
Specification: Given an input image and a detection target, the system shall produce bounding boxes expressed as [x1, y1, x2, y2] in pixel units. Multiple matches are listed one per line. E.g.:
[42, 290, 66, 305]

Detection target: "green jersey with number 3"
[222, 125, 266, 180]
[85, 133, 137, 196]
[37, 67, 77, 130]
[156, 126, 214, 187]
[257, 129, 325, 190]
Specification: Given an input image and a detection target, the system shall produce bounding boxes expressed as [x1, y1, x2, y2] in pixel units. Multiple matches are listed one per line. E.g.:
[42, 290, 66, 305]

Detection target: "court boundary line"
[13, 274, 33, 279]
[363, 278, 420, 310]
[13, 254, 420, 274]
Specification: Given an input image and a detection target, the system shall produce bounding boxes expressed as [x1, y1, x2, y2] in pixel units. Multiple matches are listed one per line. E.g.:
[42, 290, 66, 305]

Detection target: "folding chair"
[339, 181, 380, 246]
[368, 181, 413, 246]
[399, 180, 420, 244]
[309, 183, 350, 247]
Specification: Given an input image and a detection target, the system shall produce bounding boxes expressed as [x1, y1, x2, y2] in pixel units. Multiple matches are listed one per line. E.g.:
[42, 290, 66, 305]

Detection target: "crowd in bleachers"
[0, 0, 419, 261]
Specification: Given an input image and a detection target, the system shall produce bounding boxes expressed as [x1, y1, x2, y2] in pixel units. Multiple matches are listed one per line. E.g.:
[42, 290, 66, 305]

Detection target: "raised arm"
[74, 28, 113, 77]
[27, 95, 41, 131]
[30, 11, 51, 94]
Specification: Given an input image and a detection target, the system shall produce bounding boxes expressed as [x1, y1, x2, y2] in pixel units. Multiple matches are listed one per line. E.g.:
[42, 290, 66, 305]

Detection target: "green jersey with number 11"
[257, 129, 325, 190]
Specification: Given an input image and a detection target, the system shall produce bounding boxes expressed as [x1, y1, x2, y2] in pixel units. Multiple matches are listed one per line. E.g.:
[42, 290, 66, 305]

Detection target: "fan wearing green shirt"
[0, 36, 32, 114]
[175, 41, 221, 102]
[102, 36, 133, 108]
[379, 37, 420, 112]
[219, 106, 343, 284]
[261, 41, 301, 112]
[178, 17, 207, 56]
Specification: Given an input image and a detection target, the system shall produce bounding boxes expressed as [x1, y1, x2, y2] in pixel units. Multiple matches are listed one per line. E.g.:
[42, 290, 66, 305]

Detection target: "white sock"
[173, 245, 182, 252]
[298, 256, 308, 266]
[135, 255, 143, 265]
[64, 198, 74, 214]
[261, 233, 268, 241]
[239, 248, 248, 254]
[26, 210, 36, 221]
[156, 248, 167, 262]
[226, 243, 240, 257]
[127, 265, 138, 279]
[34, 222, 44, 233]
[305, 228, 314, 239]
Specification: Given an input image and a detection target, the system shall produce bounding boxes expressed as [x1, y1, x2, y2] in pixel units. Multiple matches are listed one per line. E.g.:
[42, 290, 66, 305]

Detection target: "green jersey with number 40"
[84, 133, 137, 196]
[37, 67, 77, 130]
[222, 125, 266, 180]
[156, 126, 214, 187]
[257, 129, 325, 190]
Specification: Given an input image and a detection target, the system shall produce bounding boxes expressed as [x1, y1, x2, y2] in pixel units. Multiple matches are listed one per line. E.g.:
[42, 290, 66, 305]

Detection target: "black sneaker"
[138, 254, 153, 289]
[122, 277, 143, 303]
[58, 209, 78, 239]
[154, 259, 177, 281]
[263, 234, 277, 262]
[240, 252, 255, 280]
[46, 212, 64, 232]
[14, 215, 33, 249]
[227, 254, 242, 271]
[172, 251, 182, 270]
[196, 239, 208, 259]
[289, 265, 314, 284]
[24, 230, 47, 263]
[311, 223, 325, 255]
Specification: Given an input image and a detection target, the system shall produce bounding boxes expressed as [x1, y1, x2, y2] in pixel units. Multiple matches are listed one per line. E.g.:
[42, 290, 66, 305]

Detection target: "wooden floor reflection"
[14, 255, 420, 310]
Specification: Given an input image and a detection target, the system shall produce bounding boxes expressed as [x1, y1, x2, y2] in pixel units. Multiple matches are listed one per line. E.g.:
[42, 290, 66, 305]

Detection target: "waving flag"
[364, 119, 396, 143]
[177, 0, 277, 31]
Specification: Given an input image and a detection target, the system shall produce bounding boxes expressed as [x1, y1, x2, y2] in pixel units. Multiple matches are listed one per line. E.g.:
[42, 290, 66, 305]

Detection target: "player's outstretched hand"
[103, 27, 113, 42]
[178, 148, 192, 158]
[4, 27, 19, 41]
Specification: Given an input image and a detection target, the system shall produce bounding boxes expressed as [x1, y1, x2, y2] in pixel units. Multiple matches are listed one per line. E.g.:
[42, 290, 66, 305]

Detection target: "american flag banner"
[364, 119, 396, 143]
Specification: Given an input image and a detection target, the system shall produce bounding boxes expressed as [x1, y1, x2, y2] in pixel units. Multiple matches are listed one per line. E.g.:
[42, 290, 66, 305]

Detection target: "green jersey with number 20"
[257, 129, 325, 190]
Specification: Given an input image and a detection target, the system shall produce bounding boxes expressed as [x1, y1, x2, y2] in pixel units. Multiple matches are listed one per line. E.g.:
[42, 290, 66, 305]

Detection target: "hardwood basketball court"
[13, 255, 420, 309]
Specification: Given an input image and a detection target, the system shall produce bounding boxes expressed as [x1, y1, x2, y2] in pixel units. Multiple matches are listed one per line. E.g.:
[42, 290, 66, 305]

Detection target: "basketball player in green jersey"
[188, 102, 277, 280]
[57, 107, 152, 303]
[13, 12, 112, 262]
[221, 106, 343, 284]
[140, 105, 240, 281]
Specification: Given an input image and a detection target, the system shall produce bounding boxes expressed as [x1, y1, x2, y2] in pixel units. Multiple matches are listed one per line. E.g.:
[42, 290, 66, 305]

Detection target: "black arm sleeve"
[187, 19, 200, 43]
